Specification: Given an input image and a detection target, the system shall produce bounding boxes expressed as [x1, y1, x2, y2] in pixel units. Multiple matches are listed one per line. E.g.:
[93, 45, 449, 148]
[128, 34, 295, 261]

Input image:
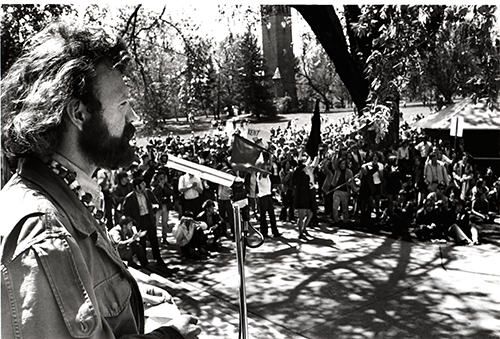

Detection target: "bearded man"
[0, 21, 201, 339]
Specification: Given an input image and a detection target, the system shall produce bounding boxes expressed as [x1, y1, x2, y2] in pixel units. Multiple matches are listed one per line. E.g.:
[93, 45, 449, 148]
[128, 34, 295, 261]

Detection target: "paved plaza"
[140, 210, 500, 339]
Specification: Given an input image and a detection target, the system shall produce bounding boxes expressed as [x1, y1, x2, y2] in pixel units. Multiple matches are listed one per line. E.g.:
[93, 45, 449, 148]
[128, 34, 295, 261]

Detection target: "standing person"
[217, 170, 235, 239]
[412, 155, 426, 206]
[97, 168, 116, 230]
[245, 170, 260, 220]
[452, 152, 474, 200]
[320, 156, 334, 219]
[384, 155, 402, 217]
[279, 159, 295, 222]
[0, 22, 200, 338]
[113, 170, 134, 223]
[292, 157, 313, 239]
[178, 171, 203, 217]
[330, 157, 355, 226]
[304, 154, 320, 228]
[123, 177, 167, 267]
[151, 171, 175, 244]
[424, 149, 449, 193]
[396, 139, 412, 178]
[358, 151, 384, 224]
[257, 165, 282, 239]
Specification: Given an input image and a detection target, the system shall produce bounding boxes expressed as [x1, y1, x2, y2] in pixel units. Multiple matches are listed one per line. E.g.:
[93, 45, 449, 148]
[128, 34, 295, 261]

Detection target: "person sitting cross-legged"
[109, 215, 149, 269]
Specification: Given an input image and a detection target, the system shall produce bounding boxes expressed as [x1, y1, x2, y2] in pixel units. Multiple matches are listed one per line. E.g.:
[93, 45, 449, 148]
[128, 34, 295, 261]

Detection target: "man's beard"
[79, 112, 136, 170]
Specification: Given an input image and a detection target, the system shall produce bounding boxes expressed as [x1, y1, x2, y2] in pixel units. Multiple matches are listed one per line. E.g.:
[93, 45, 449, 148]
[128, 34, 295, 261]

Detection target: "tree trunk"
[323, 97, 330, 112]
[292, 5, 369, 112]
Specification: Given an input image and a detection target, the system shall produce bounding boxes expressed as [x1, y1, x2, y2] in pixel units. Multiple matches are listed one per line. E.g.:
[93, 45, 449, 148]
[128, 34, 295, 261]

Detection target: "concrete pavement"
[142, 213, 500, 339]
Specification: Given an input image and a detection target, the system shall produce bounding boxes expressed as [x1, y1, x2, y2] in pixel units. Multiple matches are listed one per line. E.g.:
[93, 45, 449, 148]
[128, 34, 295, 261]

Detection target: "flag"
[306, 99, 321, 158]
[230, 134, 268, 172]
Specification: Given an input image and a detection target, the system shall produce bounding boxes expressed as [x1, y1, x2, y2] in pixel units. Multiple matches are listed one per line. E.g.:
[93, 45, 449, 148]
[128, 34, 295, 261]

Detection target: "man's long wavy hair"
[1, 21, 130, 160]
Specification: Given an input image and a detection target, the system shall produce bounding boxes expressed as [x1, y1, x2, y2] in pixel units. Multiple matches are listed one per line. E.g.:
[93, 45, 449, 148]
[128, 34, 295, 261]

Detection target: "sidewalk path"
[145, 214, 500, 339]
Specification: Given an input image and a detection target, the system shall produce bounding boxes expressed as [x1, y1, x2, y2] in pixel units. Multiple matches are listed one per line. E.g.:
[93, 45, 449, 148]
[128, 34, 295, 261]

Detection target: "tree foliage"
[1, 4, 75, 75]
[294, 5, 500, 148]
[295, 31, 351, 111]
[233, 26, 276, 119]
[213, 34, 239, 117]
[353, 5, 500, 108]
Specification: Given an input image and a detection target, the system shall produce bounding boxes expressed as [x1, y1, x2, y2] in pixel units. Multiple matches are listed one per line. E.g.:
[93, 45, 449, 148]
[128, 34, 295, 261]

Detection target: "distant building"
[261, 5, 298, 112]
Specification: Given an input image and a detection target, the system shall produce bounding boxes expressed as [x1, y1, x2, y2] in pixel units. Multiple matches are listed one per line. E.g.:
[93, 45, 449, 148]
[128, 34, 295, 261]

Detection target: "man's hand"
[167, 315, 202, 339]
[141, 284, 173, 306]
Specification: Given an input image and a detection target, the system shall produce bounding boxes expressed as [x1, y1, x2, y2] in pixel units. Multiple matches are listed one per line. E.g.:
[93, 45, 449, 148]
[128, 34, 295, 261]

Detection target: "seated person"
[172, 211, 210, 260]
[415, 198, 441, 241]
[470, 186, 495, 224]
[488, 180, 500, 216]
[195, 199, 225, 250]
[443, 199, 479, 245]
[426, 182, 449, 207]
[386, 190, 415, 238]
[470, 178, 489, 200]
[109, 215, 149, 269]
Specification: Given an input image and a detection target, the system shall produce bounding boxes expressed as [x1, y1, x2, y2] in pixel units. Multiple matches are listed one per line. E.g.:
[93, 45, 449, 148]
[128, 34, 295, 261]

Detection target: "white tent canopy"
[414, 97, 500, 131]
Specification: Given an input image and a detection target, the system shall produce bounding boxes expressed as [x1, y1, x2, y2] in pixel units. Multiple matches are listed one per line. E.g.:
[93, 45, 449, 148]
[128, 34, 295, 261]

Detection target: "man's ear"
[65, 98, 90, 131]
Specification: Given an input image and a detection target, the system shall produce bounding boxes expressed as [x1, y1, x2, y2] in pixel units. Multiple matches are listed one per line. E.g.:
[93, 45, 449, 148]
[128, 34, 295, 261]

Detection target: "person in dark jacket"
[292, 157, 313, 240]
[123, 176, 166, 267]
[196, 199, 225, 250]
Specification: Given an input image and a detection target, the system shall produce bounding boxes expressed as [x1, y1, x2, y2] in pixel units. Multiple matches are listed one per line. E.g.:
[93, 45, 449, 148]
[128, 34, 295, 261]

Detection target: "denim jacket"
[0, 157, 182, 339]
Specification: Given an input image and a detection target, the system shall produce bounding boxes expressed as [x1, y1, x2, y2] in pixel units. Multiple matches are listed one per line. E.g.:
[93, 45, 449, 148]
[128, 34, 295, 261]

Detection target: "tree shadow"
[141, 220, 500, 339]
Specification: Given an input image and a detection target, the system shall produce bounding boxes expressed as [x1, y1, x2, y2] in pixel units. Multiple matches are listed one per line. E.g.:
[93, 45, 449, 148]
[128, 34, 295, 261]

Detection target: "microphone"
[165, 154, 236, 187]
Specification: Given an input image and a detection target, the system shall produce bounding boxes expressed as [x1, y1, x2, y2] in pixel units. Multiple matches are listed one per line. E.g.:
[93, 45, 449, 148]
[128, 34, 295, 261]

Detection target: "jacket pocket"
[33, 236, 98, 338]
[94, 271, 131, 318]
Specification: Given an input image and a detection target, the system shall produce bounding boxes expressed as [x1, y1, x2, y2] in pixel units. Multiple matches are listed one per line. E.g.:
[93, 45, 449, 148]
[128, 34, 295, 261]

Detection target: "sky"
[70, 3, 312, 56]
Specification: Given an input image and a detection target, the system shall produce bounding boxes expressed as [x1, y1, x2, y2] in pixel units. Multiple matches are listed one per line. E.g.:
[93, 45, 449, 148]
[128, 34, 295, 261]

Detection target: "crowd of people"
[90, 113, 500, 269]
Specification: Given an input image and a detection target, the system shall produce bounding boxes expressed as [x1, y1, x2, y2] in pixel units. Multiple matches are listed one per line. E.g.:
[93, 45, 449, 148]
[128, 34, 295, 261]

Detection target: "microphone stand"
[233, 203, 248, 339]
[231, 180, 264, 339]
[165, 154, 264, 338]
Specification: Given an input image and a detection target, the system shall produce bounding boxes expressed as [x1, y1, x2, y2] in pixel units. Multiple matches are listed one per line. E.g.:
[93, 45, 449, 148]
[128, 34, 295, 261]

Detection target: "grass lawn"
[137, 102, 434, 146]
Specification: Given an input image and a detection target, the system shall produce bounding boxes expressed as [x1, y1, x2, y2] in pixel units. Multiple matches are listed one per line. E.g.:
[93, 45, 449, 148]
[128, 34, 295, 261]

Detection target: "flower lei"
[48, 159, 106, 225]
